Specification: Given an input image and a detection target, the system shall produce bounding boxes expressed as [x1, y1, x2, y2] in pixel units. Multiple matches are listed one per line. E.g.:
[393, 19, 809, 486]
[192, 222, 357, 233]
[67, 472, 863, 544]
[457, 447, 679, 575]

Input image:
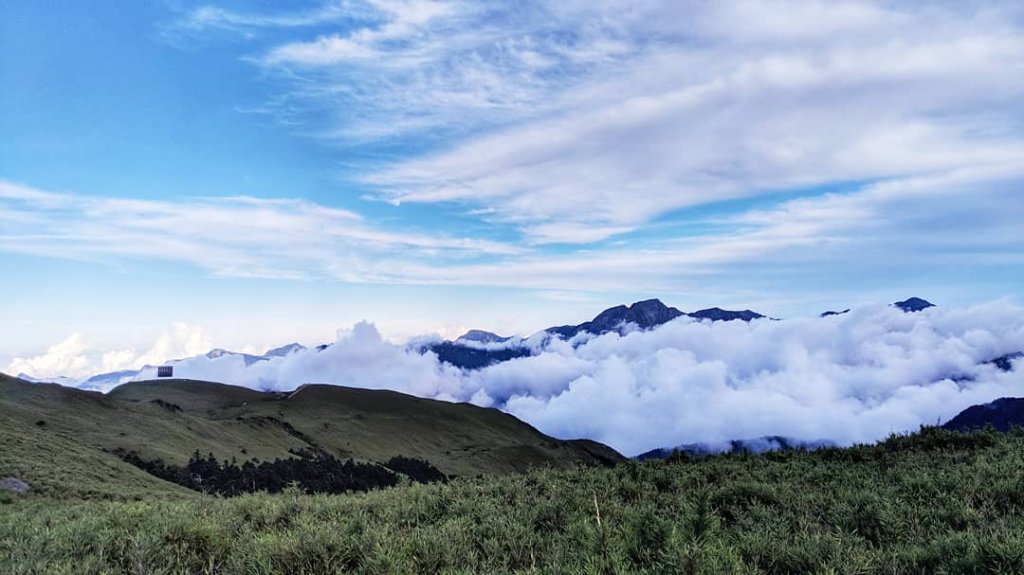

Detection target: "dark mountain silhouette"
[428, 298, 767, 369]
[689, 307, 765, 322]
[821, 309, 850, 317]
[547, 299, 686, 339]
[636, 436, 835, 460]
[943, 398, 1024, 432]
[991, 352, 1023, 372]
[429, 341, 531, 369]
[894, 297, 935, 312]
[433, 301, 667, 370]
[939, 351, 1022, 431]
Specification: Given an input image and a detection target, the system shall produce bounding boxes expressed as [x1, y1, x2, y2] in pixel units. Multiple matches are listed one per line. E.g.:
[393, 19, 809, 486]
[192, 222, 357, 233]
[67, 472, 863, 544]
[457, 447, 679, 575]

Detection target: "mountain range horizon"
[14, 295, 938, 386]
[8, 294, 1022, 458]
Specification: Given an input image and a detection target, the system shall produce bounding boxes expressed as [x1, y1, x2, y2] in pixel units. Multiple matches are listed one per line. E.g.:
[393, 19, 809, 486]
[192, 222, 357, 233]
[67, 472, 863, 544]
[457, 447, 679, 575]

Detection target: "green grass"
[4, 427, 1024, 574]
[0, 416, 194, 501]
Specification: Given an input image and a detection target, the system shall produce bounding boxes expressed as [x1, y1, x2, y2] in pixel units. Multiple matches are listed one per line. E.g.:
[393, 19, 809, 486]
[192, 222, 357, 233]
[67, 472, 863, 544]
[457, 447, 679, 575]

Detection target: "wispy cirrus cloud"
[3, 162, 1023, 299]
[0, 180, 522, 282]
[366, 13, 1024, 242]
[173, 2, 354, 32]
[370, 164, 1024, 294]
[11, 1, 1024, 307]
[195, 0, 1024, 244]
[263, 0, 462, 66]
[240, 1, 644, 139]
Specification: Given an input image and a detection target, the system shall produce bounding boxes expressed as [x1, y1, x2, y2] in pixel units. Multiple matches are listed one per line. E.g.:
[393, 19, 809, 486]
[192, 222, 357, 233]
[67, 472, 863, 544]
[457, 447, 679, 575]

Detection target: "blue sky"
[3, 0, 1024, 378]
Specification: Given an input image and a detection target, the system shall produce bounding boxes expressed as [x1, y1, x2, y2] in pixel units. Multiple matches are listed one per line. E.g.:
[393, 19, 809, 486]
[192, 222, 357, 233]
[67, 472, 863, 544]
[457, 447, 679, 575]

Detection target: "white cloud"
[20, 299, 1020, 456]
[174, 2, 356, 32]
[264, 0, 460, 66]
[7, 323, 212, 381]
[133, 323, 213, 367]
[234, 1, 1024, 243]
[7, 3, 1024, 312]
[0, 180, 522, 282]
[354, 165, 1024, 294]
[7, 333, 92, 380]
[4, 164, 1022, 298]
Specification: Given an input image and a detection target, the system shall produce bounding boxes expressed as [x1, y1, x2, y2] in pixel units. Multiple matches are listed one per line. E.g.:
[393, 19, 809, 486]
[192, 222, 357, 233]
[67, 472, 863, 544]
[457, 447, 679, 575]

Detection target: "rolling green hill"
[0, 374, 622, 499]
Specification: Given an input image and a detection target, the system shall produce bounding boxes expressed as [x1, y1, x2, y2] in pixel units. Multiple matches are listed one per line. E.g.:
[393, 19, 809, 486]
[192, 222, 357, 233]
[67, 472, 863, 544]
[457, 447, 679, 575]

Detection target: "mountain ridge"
[430, 298, 768, 370]
[17, 295, 947, 383]
[0, 373, 623, 498]
[943, 397, 1024, 432]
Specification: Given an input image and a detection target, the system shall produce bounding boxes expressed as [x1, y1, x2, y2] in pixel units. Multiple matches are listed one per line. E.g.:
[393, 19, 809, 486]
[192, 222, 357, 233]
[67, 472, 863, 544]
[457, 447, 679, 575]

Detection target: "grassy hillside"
[0, 375, 621, 499]
[3, 427, 1024, 573]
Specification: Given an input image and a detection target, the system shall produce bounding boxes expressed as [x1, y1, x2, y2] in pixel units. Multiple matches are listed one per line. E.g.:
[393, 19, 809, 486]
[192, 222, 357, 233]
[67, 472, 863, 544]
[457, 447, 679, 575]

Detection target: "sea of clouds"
[73, 300, 1022, 456]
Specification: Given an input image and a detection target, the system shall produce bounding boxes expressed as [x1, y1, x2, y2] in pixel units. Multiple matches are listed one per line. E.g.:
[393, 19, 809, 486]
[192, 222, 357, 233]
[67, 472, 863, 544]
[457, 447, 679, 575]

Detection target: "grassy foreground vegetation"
[4, 427, 1024, 574]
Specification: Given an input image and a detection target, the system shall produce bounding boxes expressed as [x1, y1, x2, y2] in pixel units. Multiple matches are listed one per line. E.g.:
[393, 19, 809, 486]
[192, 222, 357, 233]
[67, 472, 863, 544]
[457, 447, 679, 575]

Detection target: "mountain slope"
[0, 375, 622, 498]
[943, 397, 1024, 432]
[0, 374, 195, 499]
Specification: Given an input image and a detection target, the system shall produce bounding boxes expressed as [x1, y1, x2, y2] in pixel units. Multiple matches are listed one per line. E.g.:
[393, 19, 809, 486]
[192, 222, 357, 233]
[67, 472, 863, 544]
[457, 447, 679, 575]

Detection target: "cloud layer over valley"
[10, 300, 1024, 456]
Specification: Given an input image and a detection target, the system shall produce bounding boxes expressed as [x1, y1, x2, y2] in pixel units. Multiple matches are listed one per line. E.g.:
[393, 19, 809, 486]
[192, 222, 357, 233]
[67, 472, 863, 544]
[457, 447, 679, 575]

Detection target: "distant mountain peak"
[456, 330, 511, 344]
[893, 297, 935, 312]
[689, 307, 765, 322]
[547, 298, 686, 340]
[204, 348, 267, 366]
[943, 397, 1024, 432]
[544, 299, 768, 342]
[627, 299, 682, 326]
[264, 343, 306, 358]
[435, 299, 691, 370]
